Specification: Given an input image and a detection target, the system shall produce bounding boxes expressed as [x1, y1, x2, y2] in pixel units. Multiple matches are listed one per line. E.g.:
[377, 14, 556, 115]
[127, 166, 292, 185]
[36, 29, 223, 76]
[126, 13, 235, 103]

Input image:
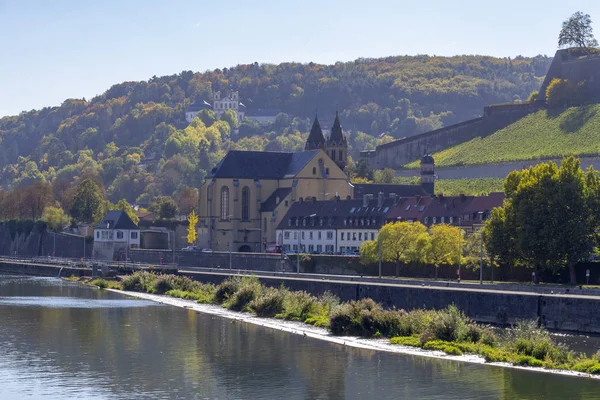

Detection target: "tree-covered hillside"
[0, 54, 550, 204]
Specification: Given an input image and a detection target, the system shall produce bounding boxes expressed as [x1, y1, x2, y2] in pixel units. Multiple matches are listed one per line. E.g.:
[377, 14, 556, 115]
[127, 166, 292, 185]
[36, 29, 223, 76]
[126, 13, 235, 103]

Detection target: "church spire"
[305, 114, 326, 151]
[327, 110, 346, 146]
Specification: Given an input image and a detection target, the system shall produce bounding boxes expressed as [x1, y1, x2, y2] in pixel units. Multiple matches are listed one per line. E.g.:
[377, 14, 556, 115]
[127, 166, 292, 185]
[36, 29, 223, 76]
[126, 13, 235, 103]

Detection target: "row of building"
[275, 191, 504, 254]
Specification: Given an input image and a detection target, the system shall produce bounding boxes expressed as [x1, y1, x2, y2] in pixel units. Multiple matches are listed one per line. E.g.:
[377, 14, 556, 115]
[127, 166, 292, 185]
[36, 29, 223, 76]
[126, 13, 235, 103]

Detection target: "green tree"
[484, 156, 600, 284]
[545, 78, 579, 108]
[354, 158, 374, 180]
[116, 199, 139, 225]
[527, 90, 539, 103]
[373, 168, 395, 184]
[187, 210, 198, 244]
[427, 224, 464, 274]
[42, 206, 72, 232]
[149, 196, 178, 219]
[70, 179, 104, 223]
[360, 222, 430, 272]
[558, 12, 599, 50]
[220, 109, 239, 130]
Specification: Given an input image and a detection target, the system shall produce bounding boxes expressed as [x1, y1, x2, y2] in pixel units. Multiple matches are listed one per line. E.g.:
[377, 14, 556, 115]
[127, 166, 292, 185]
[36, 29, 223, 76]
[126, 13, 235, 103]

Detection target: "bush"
[588, 364, 600, 375]
[478, 346, 511, 363]
[360, 308, 409, 338]
[546, 78, 579, 108]
[420, 305, 469, 344]
[215, 277, 242, 303]
[330, 303, 358, 335]
[91, 279, 108, 289]
[573, 359, 599, 373]
[223, 277, 263, 311]
[279, 291, 321, 322]
[249, 287, 286, 317]
[515, 355, 543, 367]
[390, 336, 421, 347]
[423, 340, 463, 356]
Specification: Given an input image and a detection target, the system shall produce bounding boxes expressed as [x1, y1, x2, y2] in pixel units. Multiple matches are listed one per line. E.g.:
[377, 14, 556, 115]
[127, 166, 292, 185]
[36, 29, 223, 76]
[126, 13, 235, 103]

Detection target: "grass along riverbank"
[77, 272, 600, 376]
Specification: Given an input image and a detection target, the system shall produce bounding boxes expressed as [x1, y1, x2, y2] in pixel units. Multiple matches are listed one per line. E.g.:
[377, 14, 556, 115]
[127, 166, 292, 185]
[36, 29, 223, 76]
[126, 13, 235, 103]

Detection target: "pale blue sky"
[1, 0, 599, 117]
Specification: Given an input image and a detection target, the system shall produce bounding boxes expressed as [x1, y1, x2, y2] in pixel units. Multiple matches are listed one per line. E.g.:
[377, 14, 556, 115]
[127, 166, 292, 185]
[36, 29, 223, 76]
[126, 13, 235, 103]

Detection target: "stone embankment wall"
[179, 270, 600, 334]
[128, 249, 600, 285]
[367, 103, 542, 170]
[395, 156, 600, 180]
[0, 222, 92, 259]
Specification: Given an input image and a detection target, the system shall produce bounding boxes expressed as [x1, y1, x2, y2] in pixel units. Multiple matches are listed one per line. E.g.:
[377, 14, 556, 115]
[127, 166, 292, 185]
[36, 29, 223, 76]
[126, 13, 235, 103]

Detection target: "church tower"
[420, 154, 435, 195]
[305, 115, 326, 151]
[326, 111, 348, 171]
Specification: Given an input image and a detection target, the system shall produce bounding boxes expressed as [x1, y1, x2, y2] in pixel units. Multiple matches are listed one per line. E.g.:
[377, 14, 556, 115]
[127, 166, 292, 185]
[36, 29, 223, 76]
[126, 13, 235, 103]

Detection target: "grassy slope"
[406, 104, 600, 168]
[435, 178, 504, 195]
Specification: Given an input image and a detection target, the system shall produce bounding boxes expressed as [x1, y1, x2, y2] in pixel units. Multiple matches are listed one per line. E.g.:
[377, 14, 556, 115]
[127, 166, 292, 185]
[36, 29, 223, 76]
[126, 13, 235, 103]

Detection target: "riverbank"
[112, 287, 599, 380]
[70, 273, 600, 380]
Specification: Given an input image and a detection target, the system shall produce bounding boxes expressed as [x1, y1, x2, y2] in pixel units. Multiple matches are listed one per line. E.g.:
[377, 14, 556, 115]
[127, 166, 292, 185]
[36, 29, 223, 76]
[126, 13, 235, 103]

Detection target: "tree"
[484, 156, 600, 284]
[426, 224, 464, 276]
[149, 196, 178, 219]
[220, 109, 239, 130]
[558, 12, 599, 50]
[116, 199, 139, 225]
[177, 187, 199, 215]
[360, 222, 429, 273]
[22, 181, 53, 220]
[187, 210, 198, 244]
[70, 179, 104, 223]
[527, 90, 539, 103]
[373, 168, 396, 184]
[353, 158, 374, 181]
[42, 206, 71, 232]
[545, 78, 579, 108]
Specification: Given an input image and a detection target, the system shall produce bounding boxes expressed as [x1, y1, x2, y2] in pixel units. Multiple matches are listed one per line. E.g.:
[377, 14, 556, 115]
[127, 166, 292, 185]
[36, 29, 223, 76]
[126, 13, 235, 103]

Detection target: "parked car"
[201, 248, 213, 253]
[181, 246, 200, 251]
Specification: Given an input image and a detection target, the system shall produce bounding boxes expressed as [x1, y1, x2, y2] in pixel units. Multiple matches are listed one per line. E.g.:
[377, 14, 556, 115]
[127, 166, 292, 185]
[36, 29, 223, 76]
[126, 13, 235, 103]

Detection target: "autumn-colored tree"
[360, 221, 430, 273]
[177, 187, 199, 215]
[22, 181, 54, 220]
[187, 210, 198, 244]
[42, 206, 72, 232]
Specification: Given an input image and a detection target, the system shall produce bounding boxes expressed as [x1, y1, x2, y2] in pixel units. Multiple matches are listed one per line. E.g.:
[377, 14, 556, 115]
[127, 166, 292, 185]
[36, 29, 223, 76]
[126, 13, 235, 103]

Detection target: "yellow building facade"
[198, 149, 353, 252]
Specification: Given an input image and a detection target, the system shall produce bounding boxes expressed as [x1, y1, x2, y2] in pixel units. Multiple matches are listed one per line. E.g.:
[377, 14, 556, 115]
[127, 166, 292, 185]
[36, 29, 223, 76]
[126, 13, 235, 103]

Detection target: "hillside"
[406, 104, 600, 168]
[0, 54, 550, 204]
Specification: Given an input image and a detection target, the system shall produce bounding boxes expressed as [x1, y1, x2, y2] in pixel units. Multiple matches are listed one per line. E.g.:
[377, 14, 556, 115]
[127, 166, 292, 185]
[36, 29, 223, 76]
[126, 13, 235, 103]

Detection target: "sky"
[0, 0, 599, 117]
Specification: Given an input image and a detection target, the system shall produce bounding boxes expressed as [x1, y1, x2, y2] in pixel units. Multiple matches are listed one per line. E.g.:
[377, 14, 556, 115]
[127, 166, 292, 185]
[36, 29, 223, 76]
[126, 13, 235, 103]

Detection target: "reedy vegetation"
[111, 271, 600, 375]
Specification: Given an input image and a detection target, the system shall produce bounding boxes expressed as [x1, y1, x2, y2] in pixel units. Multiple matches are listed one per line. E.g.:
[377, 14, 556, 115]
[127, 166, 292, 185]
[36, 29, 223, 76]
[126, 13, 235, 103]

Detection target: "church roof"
[94, 210, 139, 230]
[209, 150, 319, 179]
[305, 116, 326, 150]
[186, 100, 212, 112]
[327, 111, 347, 145]
[261, 188, 293, 212]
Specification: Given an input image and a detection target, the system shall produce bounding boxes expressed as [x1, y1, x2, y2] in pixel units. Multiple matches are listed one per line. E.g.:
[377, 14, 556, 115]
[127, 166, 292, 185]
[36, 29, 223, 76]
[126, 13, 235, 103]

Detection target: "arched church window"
[241, 186, 250, 221]
[220, 186, 229, 220]
[339, 149, 343, 161]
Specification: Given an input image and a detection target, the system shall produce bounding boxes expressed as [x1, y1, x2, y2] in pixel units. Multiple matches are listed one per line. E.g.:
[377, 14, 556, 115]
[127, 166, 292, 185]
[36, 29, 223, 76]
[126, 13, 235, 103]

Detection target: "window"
[441, 217, 445, 223]
[449, 217, 454, 224]
[131, 232, 138, 239]
[318, 231, 322, 240]
[309, 232, 313, 240]
[284, 232, 290, 239]
[433, 217, 437, 224]
[341, 232, 345, 240]
[327, 231, 333, 240]
[317, 244, 323, 253]
[283, 244, 290, 251]
[359, 233, 362, 241]
[302, 232, 305, 240]
[353, 233, 357, 241]
[293, 244, 298, 251]
[288, 218, 292, 227]
[308, 244, 315, 253]
[313, 167, 317, 175]
[326, 168, 329, 176]
[96, 231, 100, 239]
[331, 150, 336, 161]
[338, 150, 343, 161]
[241, 186, 250, 221]
[326, 244, 334, 253]
[220, 186, 229, 220]
[293, 232, 298, 240]
[117, 231, 123, 239]
[424, 217, 430, 224]
[371, 233, 375, 240]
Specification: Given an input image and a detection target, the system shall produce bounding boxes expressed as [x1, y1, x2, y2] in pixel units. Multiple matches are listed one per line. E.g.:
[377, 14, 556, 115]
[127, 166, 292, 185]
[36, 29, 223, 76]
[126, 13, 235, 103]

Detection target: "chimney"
[377, 192, 384, 207]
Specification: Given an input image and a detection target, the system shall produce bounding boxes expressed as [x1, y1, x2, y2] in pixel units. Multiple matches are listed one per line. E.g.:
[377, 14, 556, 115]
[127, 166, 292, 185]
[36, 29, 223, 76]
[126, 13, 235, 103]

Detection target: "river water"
[0, 275, 599, 400]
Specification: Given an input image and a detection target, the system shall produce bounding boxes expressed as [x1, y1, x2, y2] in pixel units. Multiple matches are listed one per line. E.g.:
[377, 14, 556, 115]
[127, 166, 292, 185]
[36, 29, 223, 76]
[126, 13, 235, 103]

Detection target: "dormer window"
[288, 218, 292, 227]
[424, 217, 430, 224]
[303, 219, 307, 226]
[320, 218, 324, 226]
[433, 217, 437, 224]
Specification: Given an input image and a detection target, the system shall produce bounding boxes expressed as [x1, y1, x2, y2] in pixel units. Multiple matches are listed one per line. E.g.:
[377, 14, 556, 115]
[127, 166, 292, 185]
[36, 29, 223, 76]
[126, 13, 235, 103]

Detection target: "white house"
[93, 210, 140, 260]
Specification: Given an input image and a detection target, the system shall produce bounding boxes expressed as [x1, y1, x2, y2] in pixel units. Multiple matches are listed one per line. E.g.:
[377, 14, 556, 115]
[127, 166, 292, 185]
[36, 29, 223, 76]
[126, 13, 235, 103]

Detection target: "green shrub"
[329, 303, 358, 335]
[224, 277, 262, 311]
[515, 355, 543, 367]
[390, 336, 421, 347]
[215, 277, 242, 303]
[279, 291, 320, 322]
[420, 305, 469, 344]
[165, 284, 216, 304]
[588, 364, 600, 375]
[91, 279, 108, 289]
[531, 340, 554, 361]
[423, 340, 463, 356]
[478, 345, 511, 363]
[514, 338, 534, 356]
[122, 273, 143, 291]
[360, 308, 409, 338]
[249, 287, 286, 317]
[573, 359, 598, 373]
[153, 274, 197, 294]
[402, 309, 436, 336]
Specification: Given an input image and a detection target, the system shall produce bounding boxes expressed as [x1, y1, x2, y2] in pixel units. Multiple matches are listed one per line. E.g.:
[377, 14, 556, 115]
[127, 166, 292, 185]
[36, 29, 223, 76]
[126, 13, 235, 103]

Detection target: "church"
[197, 112, 435, 252]
[197, 113, 353, 252]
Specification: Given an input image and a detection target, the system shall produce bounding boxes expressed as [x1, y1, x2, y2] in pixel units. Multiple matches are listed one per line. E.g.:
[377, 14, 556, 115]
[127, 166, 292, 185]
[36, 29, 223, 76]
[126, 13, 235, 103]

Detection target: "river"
[0, 275, 599, 400]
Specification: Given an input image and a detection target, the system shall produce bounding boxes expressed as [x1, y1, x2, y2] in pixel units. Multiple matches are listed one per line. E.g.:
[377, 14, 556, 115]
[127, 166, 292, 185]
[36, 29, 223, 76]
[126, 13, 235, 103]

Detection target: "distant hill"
[0, 54, 551, 202]
[406, 104, 600, 168]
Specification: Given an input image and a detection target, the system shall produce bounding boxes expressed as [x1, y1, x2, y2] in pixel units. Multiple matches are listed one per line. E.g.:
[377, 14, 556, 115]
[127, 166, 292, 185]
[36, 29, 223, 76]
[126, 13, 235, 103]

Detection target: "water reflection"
[0, 275, 598, 400]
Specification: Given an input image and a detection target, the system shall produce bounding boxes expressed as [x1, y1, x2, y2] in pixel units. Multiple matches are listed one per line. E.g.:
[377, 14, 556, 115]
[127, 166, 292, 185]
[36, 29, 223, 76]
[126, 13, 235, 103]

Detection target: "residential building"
[460, 192, 505, 232]
[92, 210, 140, 260]
[276, 193, 395, 254]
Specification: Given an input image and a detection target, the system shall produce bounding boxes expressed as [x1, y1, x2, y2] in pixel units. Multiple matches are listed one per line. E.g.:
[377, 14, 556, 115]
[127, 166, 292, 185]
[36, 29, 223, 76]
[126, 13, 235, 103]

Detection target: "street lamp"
[478, 212, 484, 285]
[378, 231, 382, 279]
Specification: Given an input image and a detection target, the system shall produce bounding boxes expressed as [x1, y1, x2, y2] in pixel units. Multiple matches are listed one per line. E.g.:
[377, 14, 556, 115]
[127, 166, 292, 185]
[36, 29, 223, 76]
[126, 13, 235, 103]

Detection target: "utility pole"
[83, 235, 86, 262]
[229, 241, 232, 270]
[297, 232, 300, 274]
[479, 232, 483, 285]
[378, 233, 382, 279]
